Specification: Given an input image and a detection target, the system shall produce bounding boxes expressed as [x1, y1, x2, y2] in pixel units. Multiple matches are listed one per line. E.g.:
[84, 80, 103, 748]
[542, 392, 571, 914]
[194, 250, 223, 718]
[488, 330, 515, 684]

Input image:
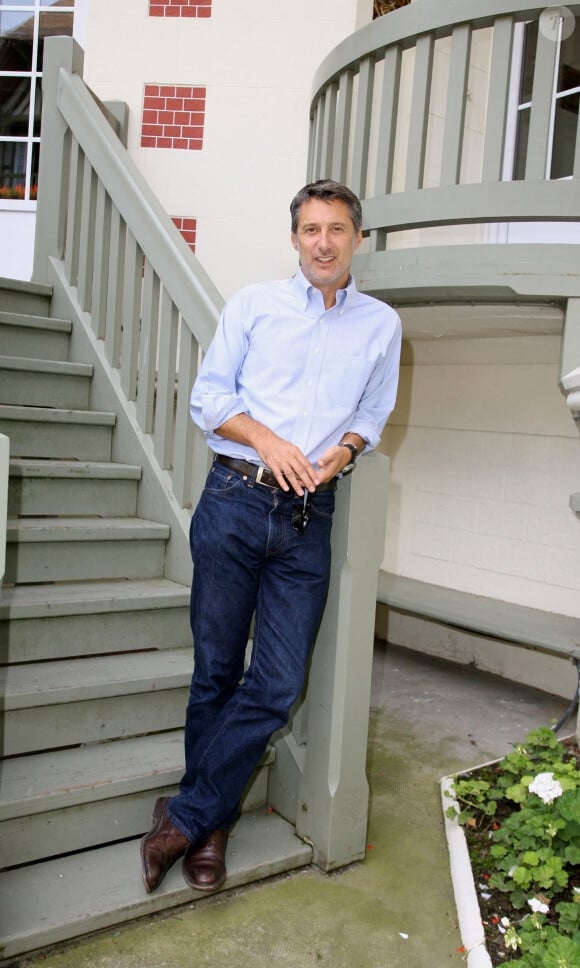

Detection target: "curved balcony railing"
[308, 0, 580, 305]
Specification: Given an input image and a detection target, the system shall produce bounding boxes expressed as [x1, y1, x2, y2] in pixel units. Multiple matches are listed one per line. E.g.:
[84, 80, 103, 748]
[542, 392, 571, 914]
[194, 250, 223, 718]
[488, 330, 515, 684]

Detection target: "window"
[513, 13, 580, 179]
[0, 0, 74, 204]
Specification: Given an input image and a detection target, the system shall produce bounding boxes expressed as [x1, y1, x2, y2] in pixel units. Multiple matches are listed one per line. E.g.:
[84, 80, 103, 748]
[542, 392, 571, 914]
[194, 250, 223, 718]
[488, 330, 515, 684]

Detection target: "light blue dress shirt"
[190, 269, 402, 466]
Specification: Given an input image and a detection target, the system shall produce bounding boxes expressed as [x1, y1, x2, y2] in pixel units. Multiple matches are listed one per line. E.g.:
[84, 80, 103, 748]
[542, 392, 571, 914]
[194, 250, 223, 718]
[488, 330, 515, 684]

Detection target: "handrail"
[308, 0, 580, 257]
[34, 38, 223, 509]
[0, 433, 8, 585]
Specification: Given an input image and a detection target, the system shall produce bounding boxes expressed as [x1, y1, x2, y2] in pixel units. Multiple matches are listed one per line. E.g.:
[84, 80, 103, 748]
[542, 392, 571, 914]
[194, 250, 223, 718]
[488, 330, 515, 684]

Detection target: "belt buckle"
[255, 465, 274, 488]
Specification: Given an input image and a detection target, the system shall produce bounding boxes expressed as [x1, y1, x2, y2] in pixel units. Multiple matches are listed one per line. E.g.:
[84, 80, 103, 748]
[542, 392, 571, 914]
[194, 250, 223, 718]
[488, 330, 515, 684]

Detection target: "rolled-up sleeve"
[189, 293, 248, 434]
[348, 313, 402, 450]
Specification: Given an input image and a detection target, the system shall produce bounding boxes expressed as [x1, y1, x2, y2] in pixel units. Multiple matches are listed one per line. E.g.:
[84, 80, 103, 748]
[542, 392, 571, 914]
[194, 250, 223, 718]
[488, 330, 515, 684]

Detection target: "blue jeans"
[167, 460, 335, 845]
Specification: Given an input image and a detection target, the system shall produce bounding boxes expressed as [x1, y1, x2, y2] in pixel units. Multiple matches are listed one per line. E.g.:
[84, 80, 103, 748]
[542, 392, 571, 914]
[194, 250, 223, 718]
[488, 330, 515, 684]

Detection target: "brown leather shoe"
[182, 829, 228, 892]
[140, 796, 190, 894]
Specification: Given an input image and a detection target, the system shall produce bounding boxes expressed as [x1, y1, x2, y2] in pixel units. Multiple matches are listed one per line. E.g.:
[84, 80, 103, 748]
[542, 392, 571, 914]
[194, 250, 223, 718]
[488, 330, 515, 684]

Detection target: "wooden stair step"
[0, 648, 192, 755]
[0, 275, 52, 316]
[0, 355, 92, 409]
[4, 516, 170, 583]
[1, 646, 192, 710]
[0, 810, 312, 961]
[8, 459, 142, 517]
[0, 404, 115, 460]
[0, 310, 71, 360]
[0, 736, 274, 867]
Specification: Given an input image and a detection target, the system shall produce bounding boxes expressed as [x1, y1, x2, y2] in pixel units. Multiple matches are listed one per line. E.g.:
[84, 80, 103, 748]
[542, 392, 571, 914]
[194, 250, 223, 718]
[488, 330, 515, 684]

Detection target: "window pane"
[0, 139, 27, 196]
[41, 1, 75, 6]
[0, 10, 34, 72]
[519, 20, 538, 104]
[36, 9, 73, 70]
[0, 3, 35, 7]
[513, 107, 530, 180]
[0, 74, 31, 136]
[551, 91, 579, 178]
[557, 16, 580, 92]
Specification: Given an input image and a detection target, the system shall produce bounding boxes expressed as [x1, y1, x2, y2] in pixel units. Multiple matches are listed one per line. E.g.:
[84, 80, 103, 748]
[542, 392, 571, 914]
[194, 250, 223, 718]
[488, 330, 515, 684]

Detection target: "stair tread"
[9, 458, 142, 480]
[0, 732, 185, 819]
[0, 811, 312, 958]
[0, 577, 190, 619]
[0, 647, 192, 709]
[0, 308, 71, 331]
[0, 403, 115, 424]
[6, 516, 171, 542]
[0, 735, 274, 820]
[0, 355, 92, 376]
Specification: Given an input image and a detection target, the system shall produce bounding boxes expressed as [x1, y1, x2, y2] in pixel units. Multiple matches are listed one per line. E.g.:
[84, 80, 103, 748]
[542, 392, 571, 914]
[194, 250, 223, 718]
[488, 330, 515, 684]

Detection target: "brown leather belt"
[215, 455, 336, 493]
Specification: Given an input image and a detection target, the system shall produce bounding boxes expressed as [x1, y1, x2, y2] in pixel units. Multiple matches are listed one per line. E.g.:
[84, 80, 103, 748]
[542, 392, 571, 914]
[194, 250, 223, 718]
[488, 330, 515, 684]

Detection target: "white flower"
[528, 772, 563, 804]
[528, 897, 550, 914]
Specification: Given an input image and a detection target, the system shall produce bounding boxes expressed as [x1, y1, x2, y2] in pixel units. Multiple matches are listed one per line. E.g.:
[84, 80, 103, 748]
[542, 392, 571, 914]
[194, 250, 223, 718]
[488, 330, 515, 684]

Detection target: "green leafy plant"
[444, 727, 580, 965]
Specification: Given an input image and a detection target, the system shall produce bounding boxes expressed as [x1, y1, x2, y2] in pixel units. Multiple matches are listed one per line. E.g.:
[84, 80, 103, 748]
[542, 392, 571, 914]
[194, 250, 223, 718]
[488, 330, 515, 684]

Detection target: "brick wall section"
[149, 0, 212, 17]
[141, 84, 206, 150]
[172, 216, 197, 253]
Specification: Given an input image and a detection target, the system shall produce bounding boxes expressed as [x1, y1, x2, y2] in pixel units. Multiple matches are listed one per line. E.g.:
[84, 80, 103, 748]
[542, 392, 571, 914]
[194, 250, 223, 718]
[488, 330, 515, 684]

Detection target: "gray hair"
[290, 179, 363, 234]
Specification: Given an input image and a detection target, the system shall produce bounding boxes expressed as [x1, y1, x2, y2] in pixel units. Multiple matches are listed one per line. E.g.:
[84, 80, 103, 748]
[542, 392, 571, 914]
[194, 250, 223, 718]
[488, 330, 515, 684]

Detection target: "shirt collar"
[291, 267, 357, 312]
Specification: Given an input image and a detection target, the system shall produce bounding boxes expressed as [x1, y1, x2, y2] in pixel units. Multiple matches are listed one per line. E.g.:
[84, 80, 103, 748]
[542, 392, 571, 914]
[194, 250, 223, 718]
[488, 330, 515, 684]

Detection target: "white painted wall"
[379, 332, 580, 618]
[0, 209, 36, 281]
[82, 0, 372, 300]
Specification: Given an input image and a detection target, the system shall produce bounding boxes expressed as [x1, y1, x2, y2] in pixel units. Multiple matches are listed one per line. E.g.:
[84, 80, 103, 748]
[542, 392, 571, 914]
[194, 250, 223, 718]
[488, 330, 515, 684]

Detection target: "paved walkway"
[12, 643, 569, 968]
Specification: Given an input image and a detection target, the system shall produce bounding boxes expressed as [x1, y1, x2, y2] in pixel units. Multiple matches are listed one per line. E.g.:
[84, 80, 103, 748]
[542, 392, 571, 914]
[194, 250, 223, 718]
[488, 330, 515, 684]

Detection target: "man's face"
[291, 197, 362, 292]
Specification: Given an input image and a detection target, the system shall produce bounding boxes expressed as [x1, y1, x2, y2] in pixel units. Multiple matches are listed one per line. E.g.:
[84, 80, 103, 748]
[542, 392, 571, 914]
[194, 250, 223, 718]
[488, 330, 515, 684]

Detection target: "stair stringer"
[47, 256, 206, 585]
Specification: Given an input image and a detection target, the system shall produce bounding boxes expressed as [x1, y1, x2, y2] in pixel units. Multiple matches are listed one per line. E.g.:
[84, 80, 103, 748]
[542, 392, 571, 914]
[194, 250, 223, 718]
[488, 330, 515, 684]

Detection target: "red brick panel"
[172, 216, 197, 253]
[141, 84, 206, 150]
[149, 0, 212, 17]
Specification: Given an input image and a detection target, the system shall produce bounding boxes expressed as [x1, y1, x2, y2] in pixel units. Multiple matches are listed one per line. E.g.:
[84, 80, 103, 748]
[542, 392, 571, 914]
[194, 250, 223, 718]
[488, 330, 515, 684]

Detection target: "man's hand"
[215, 414, 320, 494]
[316, 445, 353, 482]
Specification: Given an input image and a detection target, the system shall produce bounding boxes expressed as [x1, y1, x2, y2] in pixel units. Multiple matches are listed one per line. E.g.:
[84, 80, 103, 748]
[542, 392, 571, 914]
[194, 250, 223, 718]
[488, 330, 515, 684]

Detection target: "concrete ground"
[12, 642, 570, 968]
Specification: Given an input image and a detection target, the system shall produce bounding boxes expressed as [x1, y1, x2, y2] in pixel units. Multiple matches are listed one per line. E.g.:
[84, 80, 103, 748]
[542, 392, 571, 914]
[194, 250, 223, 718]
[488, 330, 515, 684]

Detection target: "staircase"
[0, 279, 311, 963]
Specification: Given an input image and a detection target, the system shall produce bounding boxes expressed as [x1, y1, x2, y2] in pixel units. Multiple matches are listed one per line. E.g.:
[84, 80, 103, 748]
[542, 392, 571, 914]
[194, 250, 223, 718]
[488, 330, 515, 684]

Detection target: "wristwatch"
[338, 442, 358, 474]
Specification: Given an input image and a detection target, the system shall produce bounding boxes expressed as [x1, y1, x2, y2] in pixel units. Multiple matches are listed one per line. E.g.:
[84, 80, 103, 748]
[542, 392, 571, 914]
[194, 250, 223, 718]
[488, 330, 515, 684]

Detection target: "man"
[141, 179, 402, 895]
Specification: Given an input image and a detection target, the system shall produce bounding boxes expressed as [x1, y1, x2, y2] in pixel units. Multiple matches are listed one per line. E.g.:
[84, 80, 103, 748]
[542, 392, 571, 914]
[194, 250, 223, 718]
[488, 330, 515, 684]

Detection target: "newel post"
[296, 452, 390, 870]
[33, 37, 84, 284]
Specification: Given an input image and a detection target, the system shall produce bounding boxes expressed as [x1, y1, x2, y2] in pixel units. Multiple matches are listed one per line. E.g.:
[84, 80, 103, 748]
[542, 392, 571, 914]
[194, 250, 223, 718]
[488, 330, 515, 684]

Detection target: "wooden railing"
[308, 0, 580, 278]
[33, 38, 223, 511]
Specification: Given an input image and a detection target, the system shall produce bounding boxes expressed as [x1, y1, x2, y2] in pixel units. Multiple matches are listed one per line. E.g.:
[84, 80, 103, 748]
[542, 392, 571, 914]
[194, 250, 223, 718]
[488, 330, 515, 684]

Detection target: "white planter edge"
[440, 775, 493, 968]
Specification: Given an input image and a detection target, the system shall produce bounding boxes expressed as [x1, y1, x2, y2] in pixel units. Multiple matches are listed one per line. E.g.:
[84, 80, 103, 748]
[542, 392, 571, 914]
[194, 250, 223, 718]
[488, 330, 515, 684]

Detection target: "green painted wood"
[0, 405, 115, 460]
[295, 454, 390, 871]
[0, 811, 312, 961]
[355, 242, 580, 305]
[8, 459, 140, 517]
[0, 311, 71, 360]
[64, 139, 83, 288]
[560, 298, 580, 384]
[482, 15, 514, 182]
[351, 56, 375, 198]
[525, 20, 559, 180]
[331, 69, 353, 184]
[377, 571, 580, 660]
[136, 261, 160, 434]
[318, 81, 337, 179]
[406, 33, 434, 191]
[374, 44, 401, 195]
[0, 357, 92, 409]
[77, 153, 97, 313]
[91, 181, 111, 340]
[120, 229, 142, 402]
[441, 23, 472, 187]
[153, 290, 179, 469]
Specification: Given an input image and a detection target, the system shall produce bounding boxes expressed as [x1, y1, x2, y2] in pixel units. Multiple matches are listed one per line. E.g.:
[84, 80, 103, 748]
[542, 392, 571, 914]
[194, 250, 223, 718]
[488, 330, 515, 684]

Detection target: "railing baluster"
[406, 33, 434, 191]
[332, 70, 353, 184]
[154, 288, 179, 469]
[440, 24, 472, 187]
[77, 154, 97, 312]
[482, 16, 514, 183]
[137, 260, 160, 434]
[104, 207, 125, 368]
[64, 139, 83, 286]
[525, 22, 559, 179]
[313, 93, 326, 182]
[91, 183, 111, 339]
[375, 44, 402, 196]
[173, 321, 197, 508]
[319, 83, 338, 180]
[120, 230, 143, 402]
[351, 57, 375, 198]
